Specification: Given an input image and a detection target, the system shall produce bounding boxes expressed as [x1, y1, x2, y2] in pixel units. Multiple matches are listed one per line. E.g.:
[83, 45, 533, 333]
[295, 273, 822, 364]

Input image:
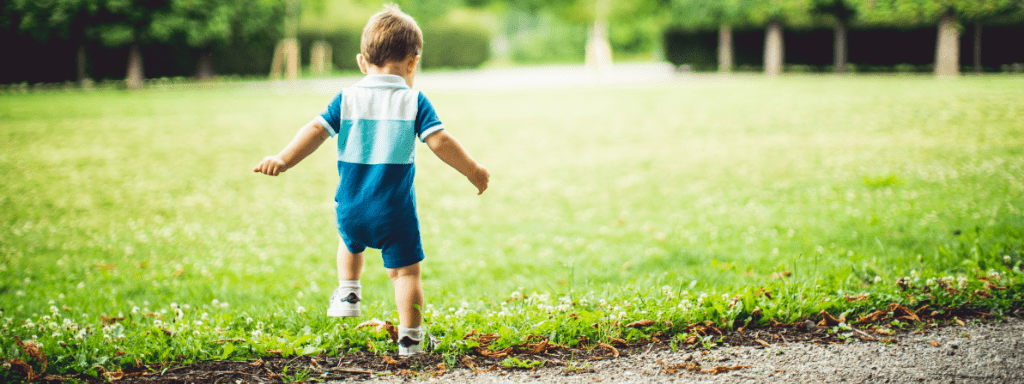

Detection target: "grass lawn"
[1, 75, 1023, 377]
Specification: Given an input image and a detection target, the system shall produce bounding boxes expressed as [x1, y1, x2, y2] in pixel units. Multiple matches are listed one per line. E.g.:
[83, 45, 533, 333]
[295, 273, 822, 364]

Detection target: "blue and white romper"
[315, 74, 444, 269]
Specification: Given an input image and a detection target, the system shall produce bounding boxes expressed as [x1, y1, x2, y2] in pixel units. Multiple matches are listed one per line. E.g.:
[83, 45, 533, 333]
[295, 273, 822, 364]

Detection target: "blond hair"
[360, 4, 422, 66]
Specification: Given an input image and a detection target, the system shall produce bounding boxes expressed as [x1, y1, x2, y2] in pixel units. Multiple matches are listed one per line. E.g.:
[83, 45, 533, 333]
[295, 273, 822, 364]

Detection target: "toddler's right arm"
[424, 130, 489, 195]
[253, 120, 329, 176]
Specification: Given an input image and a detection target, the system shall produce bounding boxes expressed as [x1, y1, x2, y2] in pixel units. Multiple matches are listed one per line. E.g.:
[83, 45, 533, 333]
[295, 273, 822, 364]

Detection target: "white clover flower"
[296, 291, 304, 299]
[15, 291, 23, 297]
[58, 294, 65, 299]
[1005, 255, 1012, 264]
[183, 304, 191, 311]
[48, 300, 55, 305]
[988, 270, 1000, 277]
[873, 276, 882, 283]
[661, 285, 673, 295]
[194, 320, 204, 326]
[51, 332, 60, 338]
[510, 291, 523, 300]
[461, 301, 470, 309]
[48, 322, 58, 331]
[296, 306, 307, 315]
[579, 298, 588, 305]
[246, 317, 253, 324]
[170, 303, 178, 309]
[131, 306, 139, 314]
[219, 302, 229, 309]
[77, 282, 85, 289]
[618, 311, 627, 318]
[448, 307, 455, 312]
[251, 329, 263, 338]
[201, 312, 209, 320]
[144, 301, 150, 306]
[212, 299, 220, 306]
[925, 278, 935, 287]
[910, 270, 918, 278]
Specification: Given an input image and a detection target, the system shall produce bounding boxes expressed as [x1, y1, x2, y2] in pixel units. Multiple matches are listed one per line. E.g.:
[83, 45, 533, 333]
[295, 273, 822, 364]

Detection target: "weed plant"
[1, 76, 1022, 378]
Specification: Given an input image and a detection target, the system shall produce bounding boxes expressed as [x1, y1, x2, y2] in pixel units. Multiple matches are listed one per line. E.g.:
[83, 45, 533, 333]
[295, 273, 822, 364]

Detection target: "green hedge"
[421, 25, 491, 69]
[299, 23, 491, 71]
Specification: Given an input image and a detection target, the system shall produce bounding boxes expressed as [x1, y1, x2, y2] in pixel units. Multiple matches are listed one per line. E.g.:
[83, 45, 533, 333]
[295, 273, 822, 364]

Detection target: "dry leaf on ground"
[817, 310, 845, 328]
[626, 319, 655, 328]
[356, 319, 398, 342]
[382, 355, 399, 365]
[596, 341, 619, 357]
[702, 365, 749, 375]
[461, 355, 479, 372]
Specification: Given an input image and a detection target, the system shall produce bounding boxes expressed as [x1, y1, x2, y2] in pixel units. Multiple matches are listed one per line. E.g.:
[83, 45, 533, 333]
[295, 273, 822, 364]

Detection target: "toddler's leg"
[389, 263, 431, 355]
[387, 263, 423, 328]
[337, 239, 364, 281]
[328, 238, 364, 317]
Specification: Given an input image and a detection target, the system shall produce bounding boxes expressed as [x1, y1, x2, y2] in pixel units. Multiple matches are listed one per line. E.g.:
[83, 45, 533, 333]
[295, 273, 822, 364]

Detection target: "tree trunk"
[764, 20, 784, 76]
[935, 12, 959, 77]
[833, 20, 848, 73]
[196, 49, 214, 80]
[973, 21, 982, 74]
[77, 43, 89, 86]
[718, 23, 733, 73]
[125, 42, 145, 89]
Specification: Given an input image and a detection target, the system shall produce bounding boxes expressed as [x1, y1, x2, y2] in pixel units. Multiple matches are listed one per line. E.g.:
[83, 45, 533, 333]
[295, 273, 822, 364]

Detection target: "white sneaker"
[398, 327, 435, 357]
[326, 287, 360, 317]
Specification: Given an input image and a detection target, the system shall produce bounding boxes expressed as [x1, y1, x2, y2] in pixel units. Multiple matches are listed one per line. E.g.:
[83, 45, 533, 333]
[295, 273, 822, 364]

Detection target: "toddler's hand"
[469, 165, 489, 195]
[253, 156, 288, 176]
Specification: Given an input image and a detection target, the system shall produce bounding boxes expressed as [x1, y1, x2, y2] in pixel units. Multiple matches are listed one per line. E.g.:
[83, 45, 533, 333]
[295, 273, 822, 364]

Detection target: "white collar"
[353, 74, 410, 89]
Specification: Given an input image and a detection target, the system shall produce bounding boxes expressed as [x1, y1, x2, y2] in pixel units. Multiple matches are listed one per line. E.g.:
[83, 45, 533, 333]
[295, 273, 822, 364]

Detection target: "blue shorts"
[336, 215, 425, 269]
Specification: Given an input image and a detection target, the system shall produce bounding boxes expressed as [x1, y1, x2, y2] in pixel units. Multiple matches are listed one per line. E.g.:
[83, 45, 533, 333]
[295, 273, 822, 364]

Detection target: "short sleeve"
[415, 92, 444, 142]
[316, 91, 343, 137]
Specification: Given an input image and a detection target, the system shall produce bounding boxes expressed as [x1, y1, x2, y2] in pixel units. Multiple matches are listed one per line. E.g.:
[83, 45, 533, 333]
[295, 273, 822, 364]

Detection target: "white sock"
[337, 280, 360, 297]
[399, 326, 423, 342]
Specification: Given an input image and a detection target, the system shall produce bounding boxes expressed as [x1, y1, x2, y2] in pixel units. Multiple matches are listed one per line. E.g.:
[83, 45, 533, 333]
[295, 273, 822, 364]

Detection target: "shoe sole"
[326, 309, 360, 317]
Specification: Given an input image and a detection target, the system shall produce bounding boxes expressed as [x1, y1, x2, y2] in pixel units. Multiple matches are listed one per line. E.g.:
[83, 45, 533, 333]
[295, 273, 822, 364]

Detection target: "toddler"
[253, 4, 489, 356]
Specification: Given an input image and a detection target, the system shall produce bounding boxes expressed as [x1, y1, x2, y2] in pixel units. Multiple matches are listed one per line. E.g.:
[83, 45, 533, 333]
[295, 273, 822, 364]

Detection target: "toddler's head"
[360, 5, 422, 68]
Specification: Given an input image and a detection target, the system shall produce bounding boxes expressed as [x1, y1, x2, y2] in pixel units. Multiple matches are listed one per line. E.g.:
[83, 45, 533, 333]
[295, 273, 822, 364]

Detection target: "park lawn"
[1, 75, 1023, 377]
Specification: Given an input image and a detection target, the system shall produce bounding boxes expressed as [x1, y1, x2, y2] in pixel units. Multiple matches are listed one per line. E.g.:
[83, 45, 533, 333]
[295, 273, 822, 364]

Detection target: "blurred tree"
[811, 0, 856, 73]
[668, 0, 745, 72]
[149, 0, 233, 80]
[742, 0, 815, 76]
[5, 0, 101, 85]
[157, 0, 284, 79]
[88, 0, 178, 89]
[848, 0, 1020, 76]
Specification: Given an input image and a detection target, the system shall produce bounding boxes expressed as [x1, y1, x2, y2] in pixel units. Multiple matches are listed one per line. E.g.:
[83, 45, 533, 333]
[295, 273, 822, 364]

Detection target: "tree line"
[2, 0, 1023, 87]
[1, 0, 285, 88]
[666, 0, 1024, 76]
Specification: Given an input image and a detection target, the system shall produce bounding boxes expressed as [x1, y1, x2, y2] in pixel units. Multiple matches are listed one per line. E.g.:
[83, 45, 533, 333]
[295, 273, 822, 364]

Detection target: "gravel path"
[349, 317, 1024, 383]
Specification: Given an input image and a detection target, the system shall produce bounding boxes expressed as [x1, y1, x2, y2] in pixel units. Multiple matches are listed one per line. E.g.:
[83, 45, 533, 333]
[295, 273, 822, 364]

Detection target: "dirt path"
[351, 317, 1024, 384]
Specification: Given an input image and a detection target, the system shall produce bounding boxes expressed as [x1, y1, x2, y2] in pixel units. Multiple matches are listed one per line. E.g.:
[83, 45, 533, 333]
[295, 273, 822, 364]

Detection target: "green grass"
[2, 76, 1023, 378]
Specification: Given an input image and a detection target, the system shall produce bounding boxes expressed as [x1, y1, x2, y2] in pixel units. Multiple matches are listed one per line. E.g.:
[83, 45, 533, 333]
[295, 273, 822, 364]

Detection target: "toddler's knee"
[387, 263, 421, 282]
